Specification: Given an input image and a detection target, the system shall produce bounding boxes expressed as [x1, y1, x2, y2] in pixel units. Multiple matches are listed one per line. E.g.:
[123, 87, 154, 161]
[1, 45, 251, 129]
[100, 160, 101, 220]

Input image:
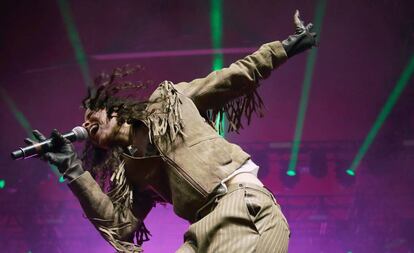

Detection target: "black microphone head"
[72, 126, 89, 141]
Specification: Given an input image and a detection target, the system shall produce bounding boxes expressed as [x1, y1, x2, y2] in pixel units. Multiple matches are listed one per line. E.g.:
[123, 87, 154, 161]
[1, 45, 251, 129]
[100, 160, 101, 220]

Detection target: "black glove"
[282, 10, 317, 58]
[25, 129, 85, 181]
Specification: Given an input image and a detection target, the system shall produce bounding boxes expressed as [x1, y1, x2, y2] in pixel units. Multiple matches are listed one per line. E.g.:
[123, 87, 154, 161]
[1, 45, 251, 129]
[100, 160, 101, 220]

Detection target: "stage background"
[1, 1, 414, 252]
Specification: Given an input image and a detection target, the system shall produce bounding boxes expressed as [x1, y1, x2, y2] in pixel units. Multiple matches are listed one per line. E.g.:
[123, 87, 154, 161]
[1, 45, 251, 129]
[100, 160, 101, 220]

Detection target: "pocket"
[245, 192, 262, 218]
[243, 190, 262, 233]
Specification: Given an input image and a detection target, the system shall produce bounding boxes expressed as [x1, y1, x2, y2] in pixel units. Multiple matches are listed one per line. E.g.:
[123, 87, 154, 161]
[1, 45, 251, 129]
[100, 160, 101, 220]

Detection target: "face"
[82, 109, 130, 149]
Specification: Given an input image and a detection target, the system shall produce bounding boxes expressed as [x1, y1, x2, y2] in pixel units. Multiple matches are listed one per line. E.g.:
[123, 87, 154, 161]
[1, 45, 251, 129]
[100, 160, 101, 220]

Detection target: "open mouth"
[89, 124, 99, 137]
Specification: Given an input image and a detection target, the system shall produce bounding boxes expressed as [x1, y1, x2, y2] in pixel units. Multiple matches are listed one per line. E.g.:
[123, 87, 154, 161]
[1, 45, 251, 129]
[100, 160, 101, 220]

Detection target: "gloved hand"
[25, 129, 85, 181]
[282, 10, 317, 58]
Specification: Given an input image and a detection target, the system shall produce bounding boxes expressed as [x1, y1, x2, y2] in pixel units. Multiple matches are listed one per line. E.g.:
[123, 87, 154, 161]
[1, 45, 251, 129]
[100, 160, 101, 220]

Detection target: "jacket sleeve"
[174, 41, 287, 112]
[68, 171, 145, 252]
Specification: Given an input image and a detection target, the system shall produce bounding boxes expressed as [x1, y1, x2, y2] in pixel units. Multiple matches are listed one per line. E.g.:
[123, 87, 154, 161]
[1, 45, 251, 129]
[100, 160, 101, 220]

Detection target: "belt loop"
[195, 182, 228, 221]
[214, 182, 228, 204]
[219, 182, 228, 194]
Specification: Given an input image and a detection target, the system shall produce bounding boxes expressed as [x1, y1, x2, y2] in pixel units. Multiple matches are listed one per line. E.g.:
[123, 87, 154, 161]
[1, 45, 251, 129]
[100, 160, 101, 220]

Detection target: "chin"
[89, 137, 109, 150]
[98, 140, 111, 150]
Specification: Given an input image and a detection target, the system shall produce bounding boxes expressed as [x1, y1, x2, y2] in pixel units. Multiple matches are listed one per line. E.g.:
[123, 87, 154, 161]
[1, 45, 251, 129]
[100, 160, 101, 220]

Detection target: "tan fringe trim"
[212, 89, 265, 133]
[147, 81, 184, 144]
[91, 161, 142, 253]
[97, 225, 142, 253]
[108, 161, 133, 207]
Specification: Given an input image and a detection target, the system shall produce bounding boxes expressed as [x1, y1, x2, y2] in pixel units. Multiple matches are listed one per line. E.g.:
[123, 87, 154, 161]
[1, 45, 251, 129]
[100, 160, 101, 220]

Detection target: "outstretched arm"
[175, 11, 316, 131]
[175, 41, 288, 112]
[27, 130, 145, 252]
[68, 171, 143, 251]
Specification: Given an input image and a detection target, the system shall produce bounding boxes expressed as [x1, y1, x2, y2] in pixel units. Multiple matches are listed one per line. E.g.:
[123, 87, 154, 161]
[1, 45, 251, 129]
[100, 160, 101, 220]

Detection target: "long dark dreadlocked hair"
[81, 65, 160, 246]
[81, 64, 154, 192]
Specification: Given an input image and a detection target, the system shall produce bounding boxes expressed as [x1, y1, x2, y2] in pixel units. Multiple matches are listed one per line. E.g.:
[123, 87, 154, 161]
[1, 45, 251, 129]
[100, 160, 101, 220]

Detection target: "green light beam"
[0, 88, 34, 138]
[348, 54, 414, 174]
[57, 0, 92, 88]
[210, 0, 226, 136]
[0, 88, 62, 180]
[0, 179, 5, 189]
[288, 0, 327, 174]
[211, 0, 223, 53]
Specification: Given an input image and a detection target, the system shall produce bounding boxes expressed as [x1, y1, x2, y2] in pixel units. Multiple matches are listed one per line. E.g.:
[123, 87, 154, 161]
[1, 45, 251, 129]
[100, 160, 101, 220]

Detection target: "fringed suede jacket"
[68, 41, 287, 252]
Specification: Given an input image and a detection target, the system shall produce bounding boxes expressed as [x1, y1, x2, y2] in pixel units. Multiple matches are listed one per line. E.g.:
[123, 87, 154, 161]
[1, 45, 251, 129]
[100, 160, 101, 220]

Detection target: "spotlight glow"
[286, 170, 297, 176]
[288, 0, 327, 173]
[57, 0, 92, 88]
[210, 0, 226, 136]
[0, 89, 61, 181]
[346, 169, 355, 176]
[349, 54, 414, 172]
[0, 179, 5, 189]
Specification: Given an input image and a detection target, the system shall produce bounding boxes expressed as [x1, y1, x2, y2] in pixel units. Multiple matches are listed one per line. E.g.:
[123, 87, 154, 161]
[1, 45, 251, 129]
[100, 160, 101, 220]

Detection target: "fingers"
[51, 129, 70, 144]
[294, 10, 305, 29]
[32, 130, 47, 142]
[51, 129, 69, 147]
[51, 129, 73, 154]
[293, 11, 316, 39]
[294, 10, 300, 25]
[44, 153, 59, 164]
[51, 129, 63, 140]
[24, 133, 47, 161]
[24, 138, 36, 145]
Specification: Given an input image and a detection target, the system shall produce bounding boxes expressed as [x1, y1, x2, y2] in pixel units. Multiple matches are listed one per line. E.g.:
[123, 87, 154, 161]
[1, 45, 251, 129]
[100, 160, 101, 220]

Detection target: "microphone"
[11, 126, 89, 160]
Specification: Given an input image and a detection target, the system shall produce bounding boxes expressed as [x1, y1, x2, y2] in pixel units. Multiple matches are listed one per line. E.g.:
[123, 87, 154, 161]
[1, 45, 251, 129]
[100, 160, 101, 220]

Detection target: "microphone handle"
[11, 132, 77, 160]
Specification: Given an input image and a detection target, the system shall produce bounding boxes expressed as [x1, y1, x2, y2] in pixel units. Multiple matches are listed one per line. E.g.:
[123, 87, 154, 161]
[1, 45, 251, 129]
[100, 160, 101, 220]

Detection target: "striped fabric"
[176, 183, 290, 253]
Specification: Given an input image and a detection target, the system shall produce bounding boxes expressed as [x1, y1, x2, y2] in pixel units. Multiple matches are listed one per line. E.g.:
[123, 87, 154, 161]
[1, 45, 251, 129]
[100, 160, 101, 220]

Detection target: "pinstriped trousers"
[176, 183, 290, 253]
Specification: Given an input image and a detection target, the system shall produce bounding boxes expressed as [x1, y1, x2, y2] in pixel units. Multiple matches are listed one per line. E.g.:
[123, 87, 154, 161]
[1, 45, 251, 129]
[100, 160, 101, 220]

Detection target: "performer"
[27, 11, 316, 253]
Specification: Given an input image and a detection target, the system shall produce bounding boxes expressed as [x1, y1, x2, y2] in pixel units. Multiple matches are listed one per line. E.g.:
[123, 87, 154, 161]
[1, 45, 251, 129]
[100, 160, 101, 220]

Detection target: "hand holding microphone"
[12, 127, 88, 181]
[12, 126, 88, 160]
